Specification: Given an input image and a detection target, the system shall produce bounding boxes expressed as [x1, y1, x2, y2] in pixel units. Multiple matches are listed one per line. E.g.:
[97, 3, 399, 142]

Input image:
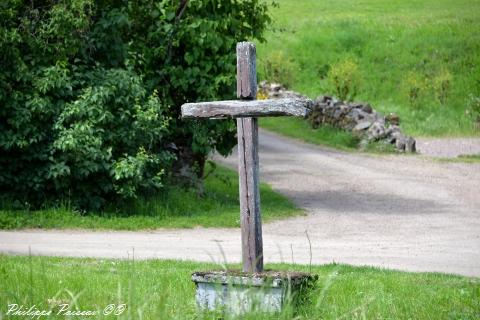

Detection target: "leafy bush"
[402, 71, 427, 107]
[261, 50, 296, 88]
[327, 58, 361, 101]
[0, 0, 272, 210]
[433, 68, 453, 106]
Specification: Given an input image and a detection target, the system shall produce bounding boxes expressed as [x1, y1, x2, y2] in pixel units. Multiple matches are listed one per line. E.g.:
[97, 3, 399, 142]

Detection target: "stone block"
[192, 270, 317, 315]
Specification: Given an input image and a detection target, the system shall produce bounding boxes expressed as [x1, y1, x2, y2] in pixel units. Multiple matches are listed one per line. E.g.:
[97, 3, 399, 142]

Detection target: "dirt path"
[1, 130, 479, 277]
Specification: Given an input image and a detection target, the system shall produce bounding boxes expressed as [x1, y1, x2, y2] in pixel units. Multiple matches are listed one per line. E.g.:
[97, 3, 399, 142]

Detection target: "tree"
[0, 0, 272, 209]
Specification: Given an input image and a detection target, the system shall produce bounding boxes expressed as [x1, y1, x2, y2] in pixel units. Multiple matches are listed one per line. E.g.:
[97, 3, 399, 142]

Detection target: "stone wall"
[258, 81, 416, 152]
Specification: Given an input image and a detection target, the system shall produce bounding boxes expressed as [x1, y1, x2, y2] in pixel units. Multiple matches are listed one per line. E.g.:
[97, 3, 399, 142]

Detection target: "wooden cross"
[182, 42, 312, 273]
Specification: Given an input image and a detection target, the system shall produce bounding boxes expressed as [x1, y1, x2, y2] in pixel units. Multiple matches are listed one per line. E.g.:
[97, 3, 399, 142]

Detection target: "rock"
[308, 110, 323, 128]
[372, 112, 385, 124]
[354, 121, 372, 131]
[259, 82, 416, 153]
[395, 135, 406, 151]
[386, 125, 401, 135]
[367, 121, 387, 140]
[349, 108, 365, 122]
[259, 80, 268, 88]
[312, 101, 327, 112]
[386, 130, 402, 144]
[361, 104, 373, 114]
[333, 100, 343, 107]
[333, 108, 343, 120]
[318, 96, 332, 104]
[258, 81, 307, 100]
[351, 103, 364, 109]
[405, 137, 416, 153]
[271, 83, 282, 92]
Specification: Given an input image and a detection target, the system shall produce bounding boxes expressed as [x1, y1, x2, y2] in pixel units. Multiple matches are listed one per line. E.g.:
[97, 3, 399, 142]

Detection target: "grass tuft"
[436, 154, 480, 164]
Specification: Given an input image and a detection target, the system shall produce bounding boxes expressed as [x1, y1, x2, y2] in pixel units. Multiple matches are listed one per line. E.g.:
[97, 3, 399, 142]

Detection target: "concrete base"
[192, 270, 317, 315]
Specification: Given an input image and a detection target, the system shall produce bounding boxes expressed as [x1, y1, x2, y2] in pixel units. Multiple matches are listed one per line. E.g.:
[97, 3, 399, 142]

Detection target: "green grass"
[436, 154, 480, 163]
[458, 154, 480, 162]
[260, 118, 396, 153]
[257, 0, 480, 138]
[0, 255, 478, 319]
[0, 164, 302, 230]
[260, 118, 360, 150]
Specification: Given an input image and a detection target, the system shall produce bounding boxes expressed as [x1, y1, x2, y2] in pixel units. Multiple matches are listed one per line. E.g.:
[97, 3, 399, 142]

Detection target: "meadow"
[0, 255, 478, 319]
[257, 0, 480, 138]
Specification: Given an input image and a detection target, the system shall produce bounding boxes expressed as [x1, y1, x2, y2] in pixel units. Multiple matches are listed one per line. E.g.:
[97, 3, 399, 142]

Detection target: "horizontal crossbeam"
[181, 98, 313, 119]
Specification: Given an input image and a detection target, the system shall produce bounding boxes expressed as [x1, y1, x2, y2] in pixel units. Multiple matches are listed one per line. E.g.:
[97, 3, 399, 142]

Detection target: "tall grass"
[0, 255, 478, 319]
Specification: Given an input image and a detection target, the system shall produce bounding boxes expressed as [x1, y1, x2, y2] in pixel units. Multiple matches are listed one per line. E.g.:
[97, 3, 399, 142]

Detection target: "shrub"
[402, 71, 427, 107]
[261, 51, 296, 88]
[327, 58, 361, 101]
[0, 0, 272, 210]
[433, 68, 453, 106]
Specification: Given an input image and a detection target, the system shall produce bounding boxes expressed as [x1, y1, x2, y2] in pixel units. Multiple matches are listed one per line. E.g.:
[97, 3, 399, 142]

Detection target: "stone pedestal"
[192, 270, 317, 315]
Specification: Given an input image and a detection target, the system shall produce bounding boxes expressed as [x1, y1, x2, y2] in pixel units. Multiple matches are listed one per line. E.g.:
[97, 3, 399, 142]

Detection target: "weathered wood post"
[236, 42, 263, 273]
[182, 41, 312, 273]
[182, 41, 317, 314]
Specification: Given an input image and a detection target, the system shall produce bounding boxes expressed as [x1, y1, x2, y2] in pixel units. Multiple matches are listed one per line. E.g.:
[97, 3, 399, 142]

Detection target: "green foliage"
[467, 94, 480, 130]
[260, 50, 296, 88]
[402, 71, 427, 107]
[327, 58, 361, 101]
[433, 68, 453, 106]
[0, 0, 272, 209]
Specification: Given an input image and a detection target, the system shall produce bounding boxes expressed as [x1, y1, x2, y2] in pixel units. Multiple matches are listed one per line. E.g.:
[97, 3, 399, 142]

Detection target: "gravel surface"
[1, 130, 479, 277]
[416, 137, 480, 158]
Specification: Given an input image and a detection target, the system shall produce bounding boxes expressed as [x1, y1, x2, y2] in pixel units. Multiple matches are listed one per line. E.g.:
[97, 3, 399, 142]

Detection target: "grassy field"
[0, 164, 301, 230]
[0, 255, 478, 319]
[257, 0, 480, 138]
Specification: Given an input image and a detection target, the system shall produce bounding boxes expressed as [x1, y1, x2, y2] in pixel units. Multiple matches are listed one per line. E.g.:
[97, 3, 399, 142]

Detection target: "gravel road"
[1, 130, 479, 277]
[416, 137, 480, 158]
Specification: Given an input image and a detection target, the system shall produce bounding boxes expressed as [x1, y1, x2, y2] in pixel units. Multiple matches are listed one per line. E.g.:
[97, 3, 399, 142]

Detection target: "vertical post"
[236, 42, 263, 273]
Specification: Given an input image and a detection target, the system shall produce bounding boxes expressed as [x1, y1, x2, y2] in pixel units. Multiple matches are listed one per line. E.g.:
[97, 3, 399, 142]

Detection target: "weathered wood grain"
[237, 117, 263, 273]
[181, 98, 313, 119]
[237, 42, 257, 99]
[237, 42, 263, 273]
